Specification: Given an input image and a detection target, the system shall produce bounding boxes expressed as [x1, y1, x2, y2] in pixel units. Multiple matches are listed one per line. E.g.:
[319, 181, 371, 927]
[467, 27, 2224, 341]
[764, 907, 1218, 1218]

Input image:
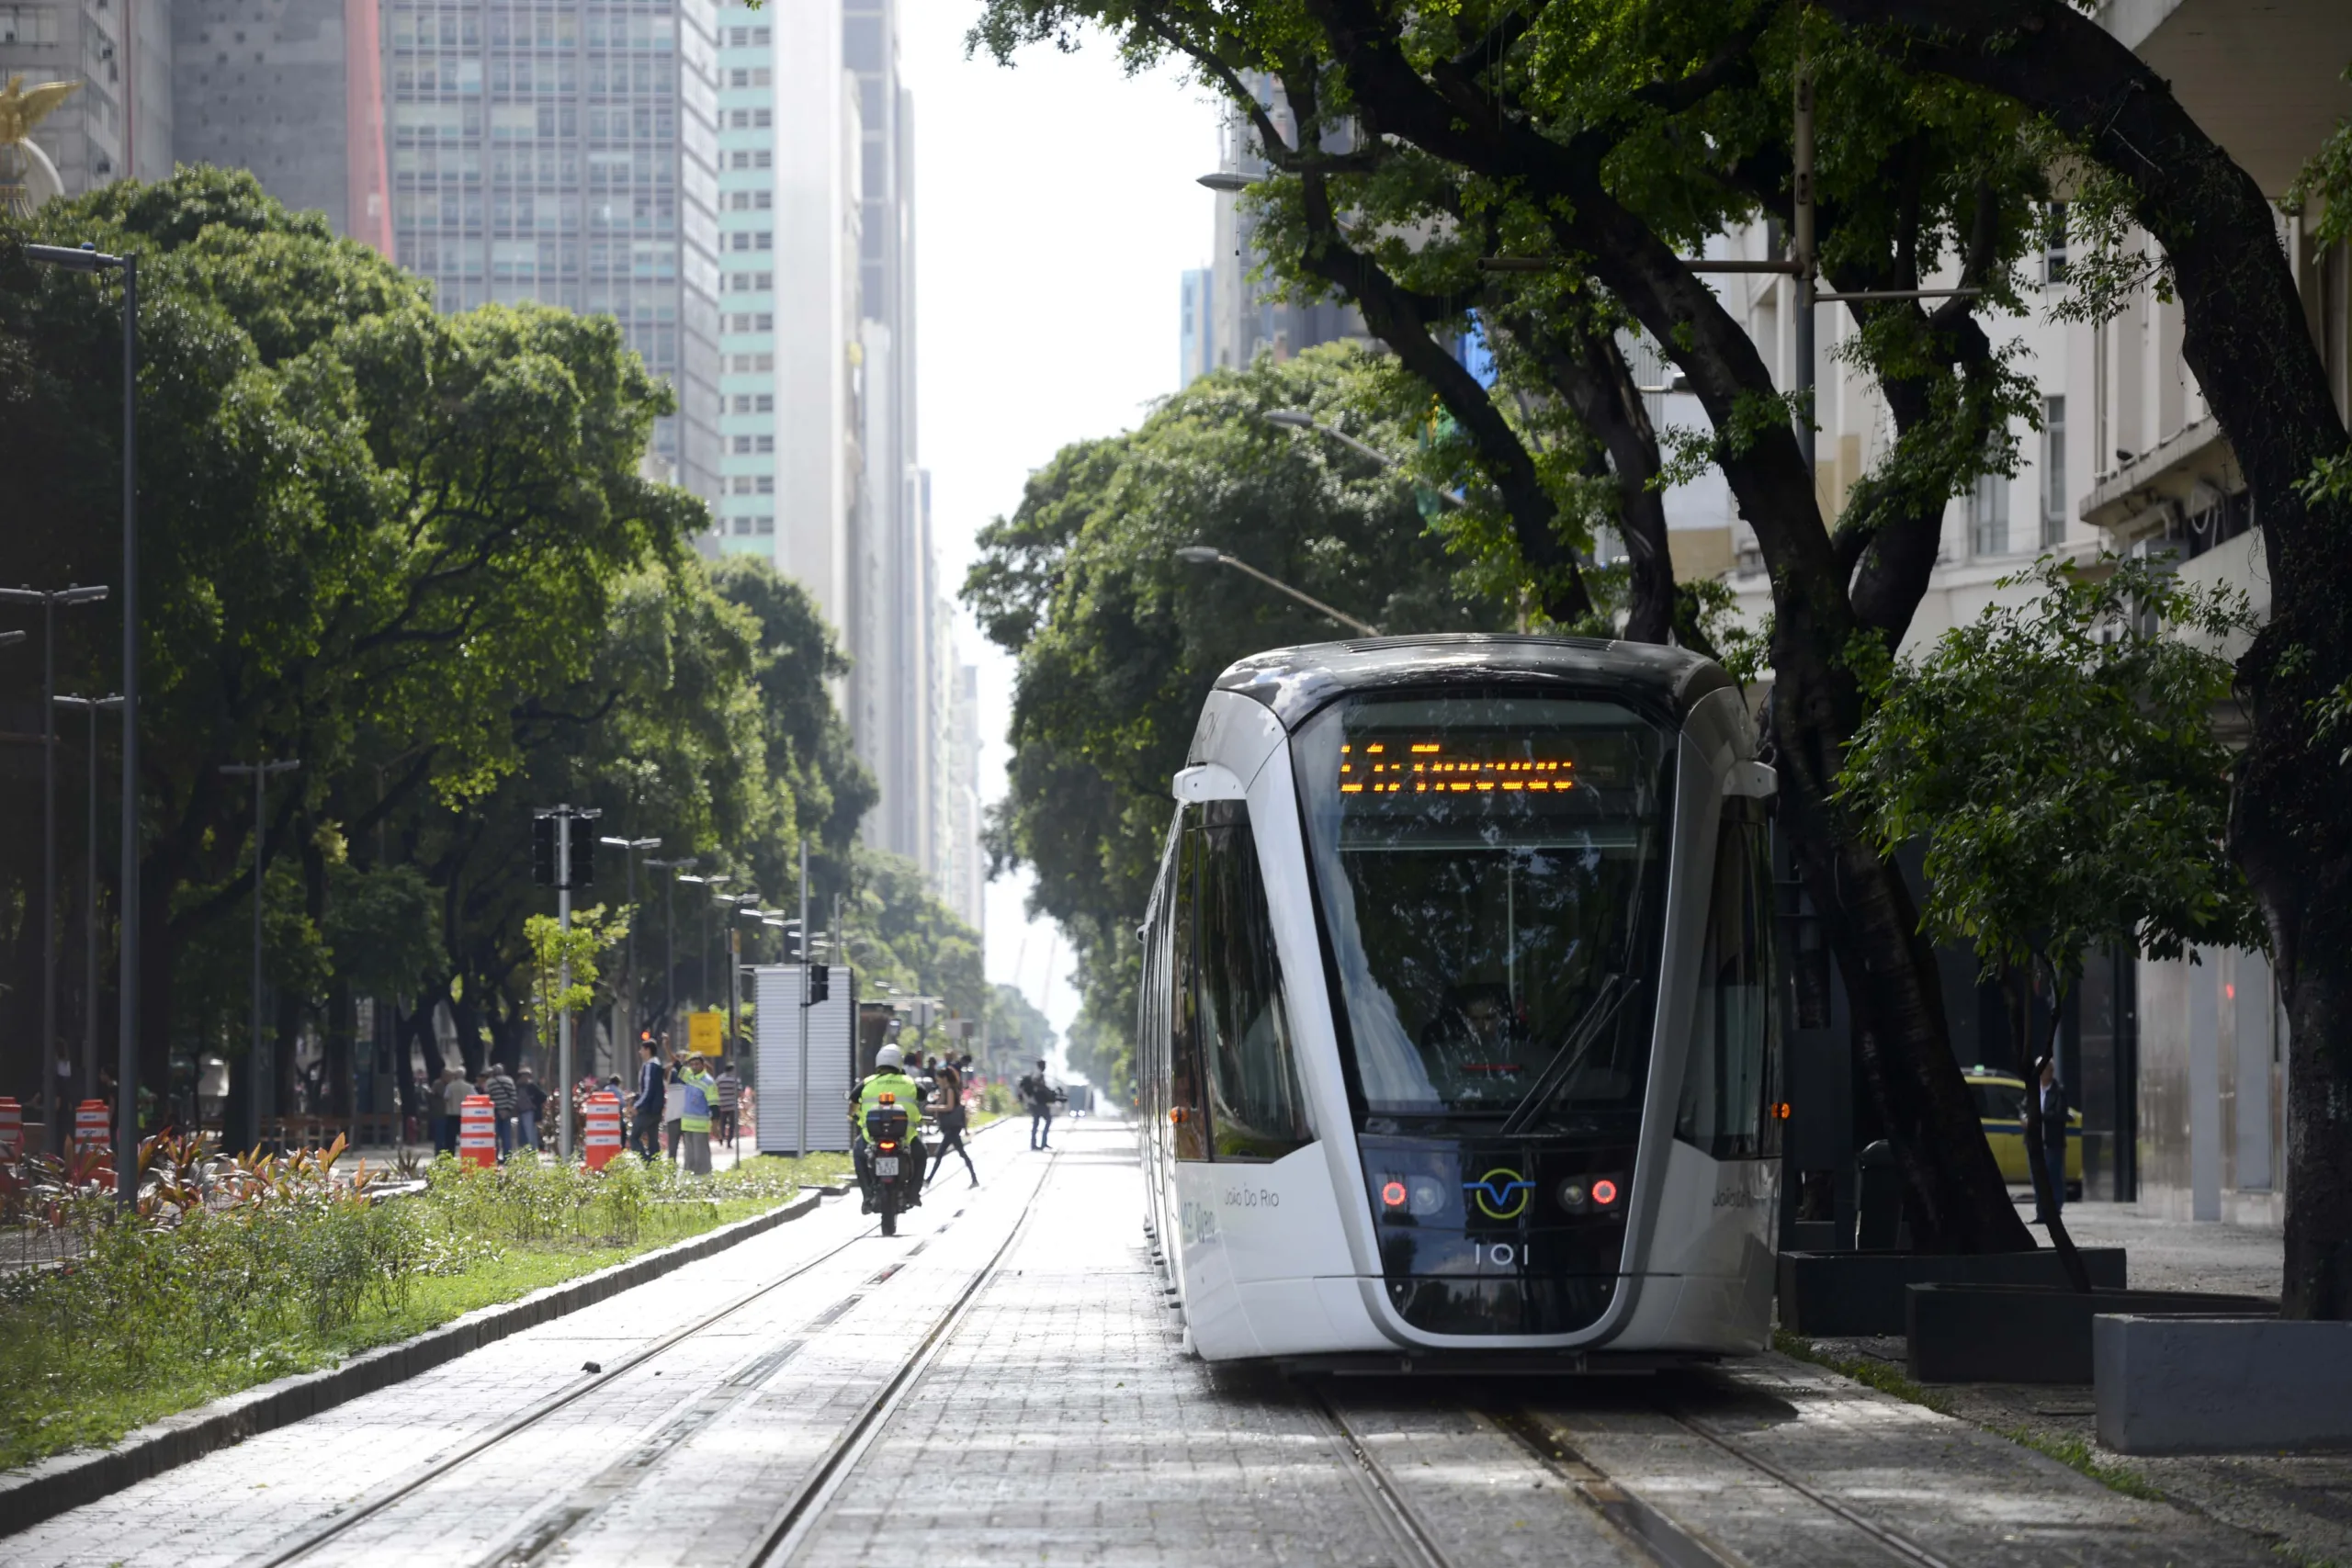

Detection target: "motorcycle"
[862, 1093, 925, 1235]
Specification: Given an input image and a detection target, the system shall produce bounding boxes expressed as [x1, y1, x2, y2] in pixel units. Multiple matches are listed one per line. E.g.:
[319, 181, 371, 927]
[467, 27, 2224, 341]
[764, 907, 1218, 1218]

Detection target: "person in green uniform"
[669, 1049, 718, 1175]
[852, 1043, 926, 1209]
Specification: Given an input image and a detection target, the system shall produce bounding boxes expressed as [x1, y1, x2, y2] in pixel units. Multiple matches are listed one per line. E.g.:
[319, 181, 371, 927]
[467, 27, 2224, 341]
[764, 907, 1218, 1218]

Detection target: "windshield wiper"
[1497, 976, 1639, 1139]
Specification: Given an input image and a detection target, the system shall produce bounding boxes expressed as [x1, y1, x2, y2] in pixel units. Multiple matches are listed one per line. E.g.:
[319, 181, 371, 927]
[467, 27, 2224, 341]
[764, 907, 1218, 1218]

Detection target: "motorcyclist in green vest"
[852, 1043, 927, 1211]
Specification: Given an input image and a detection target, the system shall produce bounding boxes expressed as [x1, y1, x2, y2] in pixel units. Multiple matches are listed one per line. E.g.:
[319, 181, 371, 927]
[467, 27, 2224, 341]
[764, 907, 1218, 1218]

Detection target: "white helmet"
[876, 1043, 904, 1071]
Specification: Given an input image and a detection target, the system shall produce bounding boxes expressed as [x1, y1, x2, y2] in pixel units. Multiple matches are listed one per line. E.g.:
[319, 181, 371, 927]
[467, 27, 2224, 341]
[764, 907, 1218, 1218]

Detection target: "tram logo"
[1464, 1169, 1533, 1220]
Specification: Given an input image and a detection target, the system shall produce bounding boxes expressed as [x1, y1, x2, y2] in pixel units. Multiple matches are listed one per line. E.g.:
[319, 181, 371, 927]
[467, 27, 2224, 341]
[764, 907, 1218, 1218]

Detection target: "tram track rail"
[239, 1128, 1040, 1568]
[1306, 1382, 1962, 1568]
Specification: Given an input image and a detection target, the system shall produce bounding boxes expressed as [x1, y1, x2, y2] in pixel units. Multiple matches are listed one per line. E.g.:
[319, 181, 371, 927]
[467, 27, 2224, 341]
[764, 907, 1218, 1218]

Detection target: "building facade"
[380, 0, 722, 499]
[1179, 266, 1212, 388]
[175, 0, 391, 253]
[1204, 74, 1364, 374]
[2, 0, 172, 197]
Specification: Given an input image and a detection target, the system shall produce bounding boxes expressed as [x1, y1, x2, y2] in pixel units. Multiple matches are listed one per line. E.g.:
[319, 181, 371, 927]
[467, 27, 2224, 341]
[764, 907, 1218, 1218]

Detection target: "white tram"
[1136, 635, 1782, 1363]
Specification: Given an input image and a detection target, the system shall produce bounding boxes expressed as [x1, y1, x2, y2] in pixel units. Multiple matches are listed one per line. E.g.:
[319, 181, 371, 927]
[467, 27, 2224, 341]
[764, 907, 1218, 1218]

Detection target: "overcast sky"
[900, 3, 1217, 1066]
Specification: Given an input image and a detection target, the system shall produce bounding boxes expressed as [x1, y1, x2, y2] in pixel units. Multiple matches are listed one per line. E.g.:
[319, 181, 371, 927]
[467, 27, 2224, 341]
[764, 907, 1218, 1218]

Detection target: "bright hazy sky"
[901, 3, 1218, 1064]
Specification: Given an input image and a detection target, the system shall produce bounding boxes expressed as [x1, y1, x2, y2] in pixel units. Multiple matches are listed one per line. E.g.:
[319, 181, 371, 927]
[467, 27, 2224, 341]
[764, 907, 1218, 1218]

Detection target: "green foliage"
[985, 982, 1058, 1075]
[963, 346, 1512, 1092]
[1, 169, 872, 1090]
[841, 847, 986, 1030]
[0, 1135, 812, 1469]
[523, 906, 628, 1059]
[1840, 556, 2267, 983]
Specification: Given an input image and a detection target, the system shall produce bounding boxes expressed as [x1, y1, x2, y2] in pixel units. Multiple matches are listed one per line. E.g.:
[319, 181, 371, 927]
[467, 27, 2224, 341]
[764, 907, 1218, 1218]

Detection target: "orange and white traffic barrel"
[73, 1099, 113, 1182]
[582, 1091, 623, 1171]
[458, 1093, 497, 1168]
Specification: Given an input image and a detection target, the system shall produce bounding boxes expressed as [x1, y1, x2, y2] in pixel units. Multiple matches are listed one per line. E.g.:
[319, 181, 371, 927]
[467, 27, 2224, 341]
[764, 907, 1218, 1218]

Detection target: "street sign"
[687, 1010, 724, 1055]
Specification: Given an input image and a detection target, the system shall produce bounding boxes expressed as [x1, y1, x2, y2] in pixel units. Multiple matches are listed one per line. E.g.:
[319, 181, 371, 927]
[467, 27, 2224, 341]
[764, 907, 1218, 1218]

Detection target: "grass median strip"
[0, 1144, 851, 1472]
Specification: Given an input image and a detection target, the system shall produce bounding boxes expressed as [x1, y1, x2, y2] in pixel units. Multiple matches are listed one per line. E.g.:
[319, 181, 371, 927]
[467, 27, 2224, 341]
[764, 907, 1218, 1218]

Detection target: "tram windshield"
[1293, 691, 1673, 1132]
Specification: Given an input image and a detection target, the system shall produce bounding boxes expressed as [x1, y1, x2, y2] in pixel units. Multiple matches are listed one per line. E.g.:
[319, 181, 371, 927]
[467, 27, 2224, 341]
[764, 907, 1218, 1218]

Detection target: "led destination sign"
[1338, 740, 1577, 796]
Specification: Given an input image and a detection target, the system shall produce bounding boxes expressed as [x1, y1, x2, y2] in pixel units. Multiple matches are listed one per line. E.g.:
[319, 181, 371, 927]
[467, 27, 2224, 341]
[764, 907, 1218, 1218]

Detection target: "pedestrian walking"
[714, 1059, 743, 1149]
[484, 1059, 519, 1159]
[926, 1054, 977, 1190]
[516, 1065, 546, 1153]
[631, 1036, 666, 1163]
[2032, 1059, 2071, 1224]
[439, 1066, 470, 1157]
[1017, 1058, 1064, 1151]
[670, 1048, 718, 1176]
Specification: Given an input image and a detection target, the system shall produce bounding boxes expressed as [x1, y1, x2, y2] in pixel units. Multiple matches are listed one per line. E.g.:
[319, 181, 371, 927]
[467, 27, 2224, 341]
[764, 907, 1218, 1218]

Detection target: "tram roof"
[1212, 633, 1734, 730]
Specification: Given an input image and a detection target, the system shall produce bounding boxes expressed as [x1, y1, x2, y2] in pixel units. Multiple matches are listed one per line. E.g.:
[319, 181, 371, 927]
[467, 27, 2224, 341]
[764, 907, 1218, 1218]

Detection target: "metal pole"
[664, 871, 676, 1042]
[1792, 60, 1816, 483]
[557, 809, 573, 1160]
[116, 254, 138, 1205]
[250, 767, 265, 1147]
[797, 838, 809, 1159]
[727, 925, 741, 1064]
[625, 847, 639, 1041]
[81, 701, 99, 1106]
[40, 597, 56, 1155]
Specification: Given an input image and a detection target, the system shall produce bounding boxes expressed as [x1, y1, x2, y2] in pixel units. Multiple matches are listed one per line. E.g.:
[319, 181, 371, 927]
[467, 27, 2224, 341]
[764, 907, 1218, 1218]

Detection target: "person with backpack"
[1016, 1058, 1065, 1151]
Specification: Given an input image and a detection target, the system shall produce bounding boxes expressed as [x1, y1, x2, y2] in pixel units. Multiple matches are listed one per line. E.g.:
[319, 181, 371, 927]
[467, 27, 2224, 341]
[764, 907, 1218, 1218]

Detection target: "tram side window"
[1675, 804, 1781, 1159]
[1194, 800, 1314, 1160]
[1170, 807, 1213, 1160]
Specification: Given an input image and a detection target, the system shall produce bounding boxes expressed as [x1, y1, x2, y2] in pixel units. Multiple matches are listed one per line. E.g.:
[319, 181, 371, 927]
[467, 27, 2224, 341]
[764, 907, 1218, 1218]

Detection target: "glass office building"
[383, 0, 721, 499]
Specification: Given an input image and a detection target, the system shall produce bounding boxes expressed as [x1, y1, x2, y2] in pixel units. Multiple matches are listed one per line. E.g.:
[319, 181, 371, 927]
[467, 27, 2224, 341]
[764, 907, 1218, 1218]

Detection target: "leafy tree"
[1844, 558, 2266, 1285]
[1809, 0, 2352, 1321]
[974, 0, 2051, 1247]
[965, 346, 1514, 1093]
[522, 905, 627, 1066]
[2, 168, 697, 1108]
[986, 982, 1060, 1081]
[839, 848, 986, 1058]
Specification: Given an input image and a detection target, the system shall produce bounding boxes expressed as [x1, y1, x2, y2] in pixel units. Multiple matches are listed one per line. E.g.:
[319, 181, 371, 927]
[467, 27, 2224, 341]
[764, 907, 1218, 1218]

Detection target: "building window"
[752, 27, 770, 44]
[2, 6, 63, 44]
[1970, 468, 2009, 558]
[754, 513, 775, 534]
[2045, 202, 2070, 286]
[733, 514, 753, 534]
[755, 475, 774, 494]
[2041, 396, 2067, 548]
[729, 67, 747, 87]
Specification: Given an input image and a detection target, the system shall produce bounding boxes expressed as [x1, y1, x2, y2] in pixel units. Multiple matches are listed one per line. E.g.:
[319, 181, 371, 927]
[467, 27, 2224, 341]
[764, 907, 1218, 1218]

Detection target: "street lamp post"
[677, 874, 731, 1011]
[220, 758, 300, 1155]
[25, 240, 138, 1204]
[0, 583, 110, 1154]
[54, 694, 121, 1107]
[1172, 546, 1383, 637]
[599, 835, 661, 1049]
[643, 856, 696, 1043]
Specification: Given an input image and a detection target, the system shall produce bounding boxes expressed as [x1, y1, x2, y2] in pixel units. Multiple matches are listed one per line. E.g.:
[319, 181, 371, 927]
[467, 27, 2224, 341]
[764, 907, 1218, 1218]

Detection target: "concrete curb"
[0, 1188, 826, 1538]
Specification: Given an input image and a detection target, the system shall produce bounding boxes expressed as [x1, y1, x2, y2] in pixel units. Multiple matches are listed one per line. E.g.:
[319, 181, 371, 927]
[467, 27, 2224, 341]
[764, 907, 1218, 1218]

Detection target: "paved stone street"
[3, 1118, 2296, 1567]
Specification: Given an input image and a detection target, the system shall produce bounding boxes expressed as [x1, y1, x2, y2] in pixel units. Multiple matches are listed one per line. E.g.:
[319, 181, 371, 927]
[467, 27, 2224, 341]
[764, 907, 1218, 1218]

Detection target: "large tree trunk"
[1819, 0, 2352, 1315]
[1288, 0, 2032, 1249]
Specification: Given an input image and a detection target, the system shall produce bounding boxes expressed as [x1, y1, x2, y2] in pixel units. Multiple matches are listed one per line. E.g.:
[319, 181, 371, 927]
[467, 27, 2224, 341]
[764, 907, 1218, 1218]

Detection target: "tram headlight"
[1408, 1176, 1448, 1216]
[1591, 1177, 1622, 1208]
[1380, 1179, 1408, 1212]
[1555, 1178, 1589, 1213]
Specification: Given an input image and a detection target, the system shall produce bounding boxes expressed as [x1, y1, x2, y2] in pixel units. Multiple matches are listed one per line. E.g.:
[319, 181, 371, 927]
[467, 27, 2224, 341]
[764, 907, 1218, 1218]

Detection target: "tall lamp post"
[220, 757, 300, 1155]
[643, 856, 697, 1043]
[675, 873, 731, 1012]
[598, 835, 661, 1048]
[1172, 546, 1383, 637]
[54, 693, 122, 1107]
[25, 240, 138, 1204]
[0, 583, 111, 1153]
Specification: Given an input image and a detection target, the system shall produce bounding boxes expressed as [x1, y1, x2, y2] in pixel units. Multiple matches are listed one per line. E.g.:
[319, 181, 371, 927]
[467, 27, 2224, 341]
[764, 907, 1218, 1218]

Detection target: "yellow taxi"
[1966, 1068, 2083, 1198]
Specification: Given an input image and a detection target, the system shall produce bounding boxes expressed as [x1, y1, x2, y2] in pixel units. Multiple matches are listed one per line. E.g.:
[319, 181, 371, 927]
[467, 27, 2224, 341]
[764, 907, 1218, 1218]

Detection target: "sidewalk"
[1791, 1200, 2351, 1567]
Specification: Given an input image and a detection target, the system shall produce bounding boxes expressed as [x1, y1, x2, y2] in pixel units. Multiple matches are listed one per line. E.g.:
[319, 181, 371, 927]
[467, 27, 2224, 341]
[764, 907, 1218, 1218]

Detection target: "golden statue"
[1, 75, 82, 218]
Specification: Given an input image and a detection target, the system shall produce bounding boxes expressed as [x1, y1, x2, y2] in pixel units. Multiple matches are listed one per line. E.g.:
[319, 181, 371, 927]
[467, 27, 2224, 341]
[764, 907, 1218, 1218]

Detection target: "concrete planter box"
[1906, 1284, 2275, 1383]
[1777, 1247, 2127, 1336]
[2095, 1315, 2352, 1454]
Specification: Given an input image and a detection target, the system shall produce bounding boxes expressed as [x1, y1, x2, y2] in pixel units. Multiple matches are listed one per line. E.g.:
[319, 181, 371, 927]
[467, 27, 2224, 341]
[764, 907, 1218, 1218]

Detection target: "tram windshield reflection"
[1293, 691, 1672, 1134]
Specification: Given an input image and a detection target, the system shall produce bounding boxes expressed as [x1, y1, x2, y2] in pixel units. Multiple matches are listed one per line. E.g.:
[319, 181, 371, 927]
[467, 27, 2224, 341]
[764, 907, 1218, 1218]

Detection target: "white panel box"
[753, 964, 855, 1155]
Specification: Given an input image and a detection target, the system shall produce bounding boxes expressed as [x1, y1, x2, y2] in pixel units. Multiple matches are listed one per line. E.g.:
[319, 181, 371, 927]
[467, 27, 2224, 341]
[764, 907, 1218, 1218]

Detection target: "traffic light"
[532, 816, 558, 886]
[566, 826, 594, 889]
[805, 963, 830, 1005]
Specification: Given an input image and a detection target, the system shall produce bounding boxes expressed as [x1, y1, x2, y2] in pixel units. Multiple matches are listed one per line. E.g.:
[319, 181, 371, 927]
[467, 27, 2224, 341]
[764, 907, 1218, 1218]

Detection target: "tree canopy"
[965, 345, 1514, 1097]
